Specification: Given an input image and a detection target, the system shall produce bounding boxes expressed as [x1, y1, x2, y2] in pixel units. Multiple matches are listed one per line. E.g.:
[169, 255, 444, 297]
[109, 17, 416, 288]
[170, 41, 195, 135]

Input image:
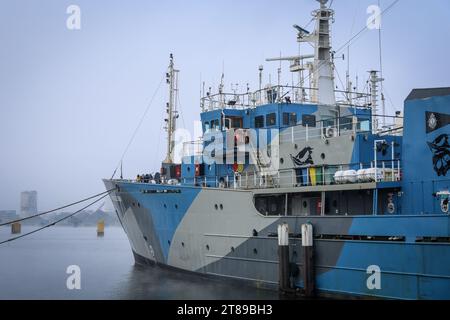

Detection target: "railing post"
[291, 126, 294, 144]
[292, 170, 295, 187]
[391, 141, 395, 182]
[322, 166, 325, 185]
[306, 124, 309, 141]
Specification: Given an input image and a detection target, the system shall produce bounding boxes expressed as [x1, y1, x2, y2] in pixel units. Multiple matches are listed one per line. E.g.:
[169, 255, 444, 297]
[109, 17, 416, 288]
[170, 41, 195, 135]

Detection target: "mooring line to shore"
[0, 188, 116, 227]
[0, 190, 114, 246]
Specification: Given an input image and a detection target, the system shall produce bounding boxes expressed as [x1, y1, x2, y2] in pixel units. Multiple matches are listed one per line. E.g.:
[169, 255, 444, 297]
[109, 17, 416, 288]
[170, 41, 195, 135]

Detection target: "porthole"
[187, 167, 191, 172]
[321, 153, 325, 160]
[143, 236, 148, 241]
[219, 204, 223, 210]
[214, 204, 218, 210]
[206, 244, 210, 251]
[175, 204, 178, 209]
[164, 204, 167, 208]
[280, 158, 284, 164]
[182, 242, 185, 247]
[168, 240, 171, 245]
[253, 248, 258, 255]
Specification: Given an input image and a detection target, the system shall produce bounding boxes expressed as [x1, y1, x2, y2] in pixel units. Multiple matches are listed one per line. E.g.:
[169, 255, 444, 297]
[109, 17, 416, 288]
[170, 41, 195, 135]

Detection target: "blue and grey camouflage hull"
[104, 179, 450, 300]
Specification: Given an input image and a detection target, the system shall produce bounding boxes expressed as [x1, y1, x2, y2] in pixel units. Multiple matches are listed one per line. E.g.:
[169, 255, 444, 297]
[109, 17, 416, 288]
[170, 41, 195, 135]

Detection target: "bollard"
[97, 220, 105, 237]
[11, 222, 21, 234]
[302, 223, 315, 297]
[278, 223, 290, 292]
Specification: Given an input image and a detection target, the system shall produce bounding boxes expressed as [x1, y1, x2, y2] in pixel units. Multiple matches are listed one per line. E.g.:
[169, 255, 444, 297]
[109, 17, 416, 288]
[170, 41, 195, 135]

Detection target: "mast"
[288, 0, 336, 105]
[369, 70, 383, 134]
[164, 54, 179, 164]
[312, 0, 335, 105]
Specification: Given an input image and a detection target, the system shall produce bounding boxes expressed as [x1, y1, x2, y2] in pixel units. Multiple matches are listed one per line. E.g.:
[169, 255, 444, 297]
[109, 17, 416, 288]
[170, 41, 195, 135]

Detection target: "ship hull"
[104, 179, 450, 300]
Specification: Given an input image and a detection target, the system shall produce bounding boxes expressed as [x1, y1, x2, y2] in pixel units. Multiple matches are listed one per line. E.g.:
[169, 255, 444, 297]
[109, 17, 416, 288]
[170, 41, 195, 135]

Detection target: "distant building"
[20, 191, 38, 217]
[0, 210, 18, 223]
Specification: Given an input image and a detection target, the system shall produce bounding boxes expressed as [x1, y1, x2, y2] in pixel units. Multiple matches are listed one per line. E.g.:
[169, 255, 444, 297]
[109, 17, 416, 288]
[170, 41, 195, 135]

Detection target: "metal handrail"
[200, 85, 371, 111]
[180, 159, 402, 190]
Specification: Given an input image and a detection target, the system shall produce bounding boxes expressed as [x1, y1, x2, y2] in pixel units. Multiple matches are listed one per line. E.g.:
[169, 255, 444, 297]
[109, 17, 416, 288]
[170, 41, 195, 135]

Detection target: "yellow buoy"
[11, 222, 21, 234]
[97, 220, 105, 237]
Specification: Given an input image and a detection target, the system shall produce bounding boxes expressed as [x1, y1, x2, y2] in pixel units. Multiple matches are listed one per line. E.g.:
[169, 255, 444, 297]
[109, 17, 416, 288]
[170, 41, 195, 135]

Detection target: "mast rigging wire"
[299, 0, 400, 92]
[110, 74, 165, 179]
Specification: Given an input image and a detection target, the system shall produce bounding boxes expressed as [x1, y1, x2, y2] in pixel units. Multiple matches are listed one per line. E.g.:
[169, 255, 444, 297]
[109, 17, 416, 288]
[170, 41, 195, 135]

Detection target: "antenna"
[258, 65, 264, 104]
[377, 0, 386, 128]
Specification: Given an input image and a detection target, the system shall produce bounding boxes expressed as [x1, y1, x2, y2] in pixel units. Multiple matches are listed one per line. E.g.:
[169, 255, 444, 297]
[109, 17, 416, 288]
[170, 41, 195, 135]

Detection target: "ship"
[104, 0, 450, 299]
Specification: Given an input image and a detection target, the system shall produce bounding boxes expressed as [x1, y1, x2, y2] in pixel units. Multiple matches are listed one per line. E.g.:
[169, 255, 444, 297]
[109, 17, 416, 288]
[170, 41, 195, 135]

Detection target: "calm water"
[0, 226, 279, 300]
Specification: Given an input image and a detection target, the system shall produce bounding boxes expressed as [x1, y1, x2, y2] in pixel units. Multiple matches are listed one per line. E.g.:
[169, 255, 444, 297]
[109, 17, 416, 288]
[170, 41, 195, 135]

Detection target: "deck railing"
[180, 160, 402, 189]
[200, 85, 371, 111]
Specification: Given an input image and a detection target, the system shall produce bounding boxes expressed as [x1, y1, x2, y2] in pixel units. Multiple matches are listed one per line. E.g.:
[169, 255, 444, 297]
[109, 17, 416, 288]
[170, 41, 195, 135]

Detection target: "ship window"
[255, 115, 264, 128]
[266, 113, 276, 126]
[340, 117, 353, 131]
[283, 112, 297, 126]
[210, 119, 219, 129]
[223, 118, 231, 130]
[283, 113, 290, 125]
[230, 117, 243, 128]
[204, 122, 210, 131]
[302, 114, 316, 127]
[254, 195, 285, 216]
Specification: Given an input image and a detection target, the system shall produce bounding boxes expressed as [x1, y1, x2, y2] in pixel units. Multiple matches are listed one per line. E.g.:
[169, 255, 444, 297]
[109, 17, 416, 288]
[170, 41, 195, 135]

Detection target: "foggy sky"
[1, 0, 449, 212]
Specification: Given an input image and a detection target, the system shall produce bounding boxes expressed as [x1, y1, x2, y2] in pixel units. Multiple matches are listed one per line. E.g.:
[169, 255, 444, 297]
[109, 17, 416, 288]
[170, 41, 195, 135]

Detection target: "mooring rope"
[0, 191, 114, 246]
[0, 188, 116, 227]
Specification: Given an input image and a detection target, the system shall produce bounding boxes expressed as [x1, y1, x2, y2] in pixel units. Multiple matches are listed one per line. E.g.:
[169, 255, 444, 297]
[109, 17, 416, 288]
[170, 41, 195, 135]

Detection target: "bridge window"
[255, 115, 264, 128]
[283, 112, 297, 126]
[231, 117, 243, 128]
[302, 114, 316, 127]
[340, 117, 353, 131]
[266, 113, 276, 126]
[210, 119, 219, 129]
